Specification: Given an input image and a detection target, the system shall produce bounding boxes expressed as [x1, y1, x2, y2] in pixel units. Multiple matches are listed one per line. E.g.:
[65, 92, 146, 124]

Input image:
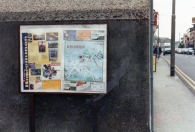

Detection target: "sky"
[154, 0, 195, 41]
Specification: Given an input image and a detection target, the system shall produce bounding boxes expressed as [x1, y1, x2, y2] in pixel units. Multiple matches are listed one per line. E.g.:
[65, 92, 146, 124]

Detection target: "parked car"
[163, 48, 171, 55]
[175, 48, 178, 53]
[176, 48, 180, 53]
[186, 48, 194, 55]
[181, 48, 188, 54]
[162, 43, 171, 55]
[192, 49, 195, 55]
[177, 48, 182, 54]
[163, 47, 171, 55]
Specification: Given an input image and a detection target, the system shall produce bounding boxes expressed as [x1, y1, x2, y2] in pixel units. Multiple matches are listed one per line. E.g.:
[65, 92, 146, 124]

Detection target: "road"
[163, 53, 195, 80]
[163, 54, 195, 95]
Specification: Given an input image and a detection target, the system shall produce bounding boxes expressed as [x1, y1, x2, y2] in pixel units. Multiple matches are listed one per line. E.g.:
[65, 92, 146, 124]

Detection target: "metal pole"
[30, 94, 35, 132]
[179, 32, 180, 44]
[93, 95, 98, 132]
[158, 15, 159, 44]
[170, 0, 176, 76]
[149, 0, 154, 131]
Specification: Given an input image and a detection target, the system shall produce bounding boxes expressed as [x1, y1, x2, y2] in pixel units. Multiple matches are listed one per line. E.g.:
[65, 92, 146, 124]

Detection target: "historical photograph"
[46, 32, 58, 41]
[35, 76, 42, 90]
[64, 30, 76, 41]
[28, 63, 36, 68]
[48, 41, 58, 48]
[63, 81, 77, 90]
[27, 33, 33, 43]
[38, 41, 46, 52]
[42, 64, 60, 79]
[33, 33, 45, 40]
[31, 68, 41, 76]
[91, 30, 105, 40]
[29, 82, 34, 90]
[49, 48, 58, 60]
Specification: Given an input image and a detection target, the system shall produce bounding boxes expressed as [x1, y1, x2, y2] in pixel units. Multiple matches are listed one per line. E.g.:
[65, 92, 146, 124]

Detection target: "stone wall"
[0, 0, 149, 22]
[0, 0, 148, 12]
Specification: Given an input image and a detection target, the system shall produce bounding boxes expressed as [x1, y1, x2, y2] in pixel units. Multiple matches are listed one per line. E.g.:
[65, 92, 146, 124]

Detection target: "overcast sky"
[154, 0, 195, 41]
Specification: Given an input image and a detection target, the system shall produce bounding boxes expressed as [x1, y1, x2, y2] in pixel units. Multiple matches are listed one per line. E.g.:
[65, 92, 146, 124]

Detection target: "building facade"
[184, 29, 191, 48]
[189, 24, 195, 48]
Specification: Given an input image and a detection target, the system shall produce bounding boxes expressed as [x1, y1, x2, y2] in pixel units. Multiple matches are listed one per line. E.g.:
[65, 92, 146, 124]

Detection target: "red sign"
[154, 12, 158, 26]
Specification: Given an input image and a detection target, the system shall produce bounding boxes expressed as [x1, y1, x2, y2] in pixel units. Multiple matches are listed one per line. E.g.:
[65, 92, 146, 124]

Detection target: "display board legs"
[29, 94, 35, 132]
[93, 95, 98, 132]
[29, 95, 99, 132]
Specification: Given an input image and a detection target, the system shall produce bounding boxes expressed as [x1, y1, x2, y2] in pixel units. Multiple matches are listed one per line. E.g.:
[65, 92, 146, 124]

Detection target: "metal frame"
[149, 0, 154, 131]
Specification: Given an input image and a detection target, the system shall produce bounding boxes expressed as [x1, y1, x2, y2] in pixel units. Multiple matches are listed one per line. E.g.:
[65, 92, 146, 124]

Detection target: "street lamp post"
[179, 32, 180, 44]
[170, 0, 176, 76]
[149, 0, 154, 132]
[158, 15, 159, 44]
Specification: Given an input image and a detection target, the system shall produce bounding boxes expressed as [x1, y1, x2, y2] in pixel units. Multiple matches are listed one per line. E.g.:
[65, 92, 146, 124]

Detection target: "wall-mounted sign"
[20, 24, 107, 94]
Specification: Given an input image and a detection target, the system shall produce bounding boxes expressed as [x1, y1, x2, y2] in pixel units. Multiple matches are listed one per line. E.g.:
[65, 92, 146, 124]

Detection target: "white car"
[192, 50, 195, 55]
[181, 48, 188, 54]
[177, 48, 182, 54]
[163, 47, 171, 55]
[187, 48, 194, 55]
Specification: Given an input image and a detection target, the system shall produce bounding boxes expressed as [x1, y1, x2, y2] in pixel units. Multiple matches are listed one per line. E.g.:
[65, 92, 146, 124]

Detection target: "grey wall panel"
[0, 19, 149, 132]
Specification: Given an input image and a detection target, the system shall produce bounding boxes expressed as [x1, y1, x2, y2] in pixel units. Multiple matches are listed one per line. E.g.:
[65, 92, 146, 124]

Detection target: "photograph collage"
[22, 32, 61, 91]
[20, 24, 107, 94]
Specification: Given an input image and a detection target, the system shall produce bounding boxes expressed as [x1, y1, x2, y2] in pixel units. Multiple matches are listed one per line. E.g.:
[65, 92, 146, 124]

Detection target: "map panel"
[64, 41, 104, 82]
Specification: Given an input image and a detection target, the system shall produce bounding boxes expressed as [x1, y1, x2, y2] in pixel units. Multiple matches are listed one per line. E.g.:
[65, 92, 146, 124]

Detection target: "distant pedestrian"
[153, 44, 162, 62]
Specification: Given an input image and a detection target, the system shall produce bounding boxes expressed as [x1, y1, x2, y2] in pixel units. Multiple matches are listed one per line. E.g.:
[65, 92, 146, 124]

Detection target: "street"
[163, 53, 195, 80]
[162, 53, 195, 95]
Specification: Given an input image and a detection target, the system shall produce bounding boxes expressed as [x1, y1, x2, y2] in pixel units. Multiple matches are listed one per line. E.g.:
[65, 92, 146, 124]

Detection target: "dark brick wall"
[0, 19, 149, 132]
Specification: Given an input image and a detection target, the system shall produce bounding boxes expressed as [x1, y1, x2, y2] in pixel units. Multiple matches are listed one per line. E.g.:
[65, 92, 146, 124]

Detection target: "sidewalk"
[153, 58, 195, 132]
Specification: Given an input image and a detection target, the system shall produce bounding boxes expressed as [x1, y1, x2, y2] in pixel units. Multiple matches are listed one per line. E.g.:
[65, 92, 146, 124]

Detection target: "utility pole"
[170, 0, 176, 76]
[179, 32, 180, 44]
[158, 15, 159, 44]
[149, 0, 154, 132]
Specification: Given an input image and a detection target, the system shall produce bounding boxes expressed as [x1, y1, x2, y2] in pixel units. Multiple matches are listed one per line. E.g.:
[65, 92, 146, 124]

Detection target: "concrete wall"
[0, 0, 148, 12]
[0, 1, 149, 132]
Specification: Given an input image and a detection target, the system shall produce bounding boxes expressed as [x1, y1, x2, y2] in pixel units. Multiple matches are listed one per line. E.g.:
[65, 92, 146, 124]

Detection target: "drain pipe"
[149, 0, 154, 132]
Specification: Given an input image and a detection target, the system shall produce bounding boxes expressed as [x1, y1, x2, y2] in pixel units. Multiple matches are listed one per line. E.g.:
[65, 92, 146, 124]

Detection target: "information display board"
[20, 24, 107, 93]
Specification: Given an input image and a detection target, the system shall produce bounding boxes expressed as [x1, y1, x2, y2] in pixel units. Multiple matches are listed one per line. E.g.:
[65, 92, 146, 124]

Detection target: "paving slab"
[153, 58, 195, 132]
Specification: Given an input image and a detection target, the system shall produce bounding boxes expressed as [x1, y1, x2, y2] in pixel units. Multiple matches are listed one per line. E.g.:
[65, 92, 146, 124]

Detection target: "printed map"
[64, 41, 104, 82]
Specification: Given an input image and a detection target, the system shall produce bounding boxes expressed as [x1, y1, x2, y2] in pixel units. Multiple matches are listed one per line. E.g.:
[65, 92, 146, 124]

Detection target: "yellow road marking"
[161, 56, 195, 90]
